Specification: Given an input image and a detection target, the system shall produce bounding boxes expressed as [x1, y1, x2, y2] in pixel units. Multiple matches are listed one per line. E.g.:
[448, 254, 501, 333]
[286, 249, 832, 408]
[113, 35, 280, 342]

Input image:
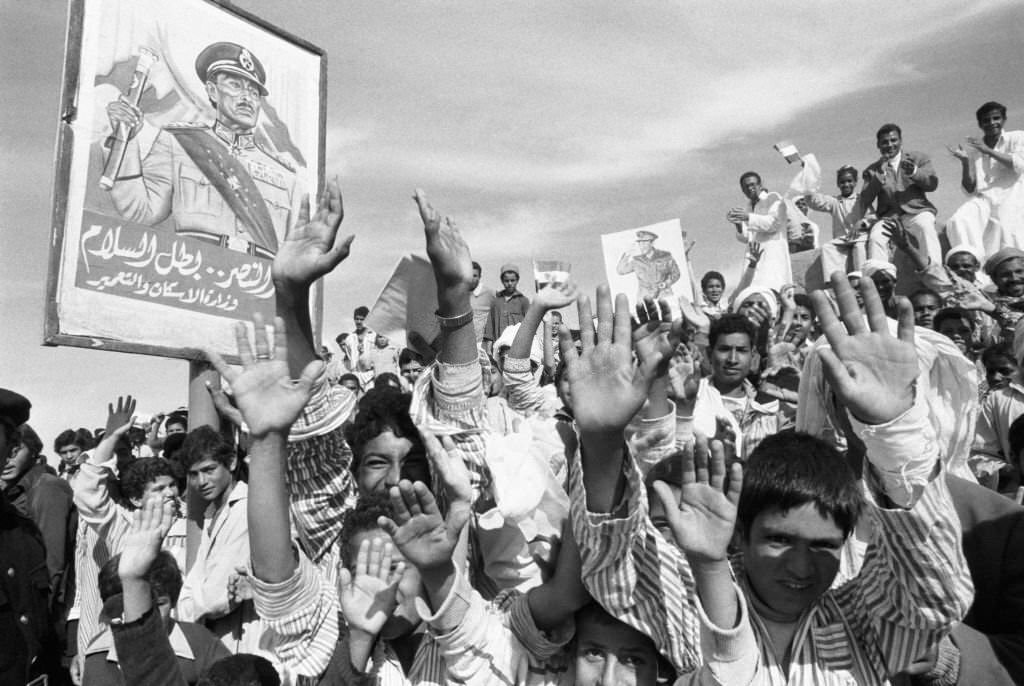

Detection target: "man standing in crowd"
[727, 171, 793, 290]
[947, 101, 1024, 256]
[484, 263, 530, 354]
[340, 305, 376, 388]
[104, 42, 299, 258]
[851, 123, 941, 292]
[616, 229, 681, 301]
[176, 426, 259, 654]
[0, 389, 61, 685]
[469, 260, 495, 345]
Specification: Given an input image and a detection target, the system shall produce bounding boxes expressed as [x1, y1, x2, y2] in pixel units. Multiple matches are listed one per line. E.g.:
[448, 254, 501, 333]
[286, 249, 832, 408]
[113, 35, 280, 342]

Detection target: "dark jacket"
[947, 475, 1024, 685]
[0, 496, 52, 686]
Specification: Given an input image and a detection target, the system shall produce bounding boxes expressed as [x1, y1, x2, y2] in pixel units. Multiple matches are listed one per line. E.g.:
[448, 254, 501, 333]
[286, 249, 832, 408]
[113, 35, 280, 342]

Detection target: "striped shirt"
[570, 406, 974, 684]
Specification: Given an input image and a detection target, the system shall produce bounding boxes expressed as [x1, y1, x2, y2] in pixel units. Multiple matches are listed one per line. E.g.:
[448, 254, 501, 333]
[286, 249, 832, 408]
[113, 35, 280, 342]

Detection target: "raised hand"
[119, 496, 176, 581]
[726, 208, 750, 224]
[966, 137, 992, 155]
[881, 217, 910, 250]
[338, 538, 405, 637]
[534, 281, 580, 312]
[899, 157, 918, 176]
[651, 438, 742, 563]
[745, 241, 763, 268]
[810, 272, 918, 424]
[272, 178, 353, 287]
[666, 345, 701, 406]
[105, 395, 137, 437]
[203, 314, 322, 438]
[558, 286, 664, 436]
[946, 143, 969, 162]
[378, 480, 466, 574]
[206, 384, 244, 429]
[413, 189, 475, 298]
[633, 297, 680, 380]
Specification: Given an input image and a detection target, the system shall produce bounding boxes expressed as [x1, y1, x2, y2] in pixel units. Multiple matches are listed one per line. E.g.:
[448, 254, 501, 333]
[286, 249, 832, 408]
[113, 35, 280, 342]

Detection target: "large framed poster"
[45, 0, 326, 360]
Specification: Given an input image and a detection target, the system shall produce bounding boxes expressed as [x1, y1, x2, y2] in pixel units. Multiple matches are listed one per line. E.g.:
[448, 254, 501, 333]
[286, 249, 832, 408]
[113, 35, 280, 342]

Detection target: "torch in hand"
[99, 48, 158, 191]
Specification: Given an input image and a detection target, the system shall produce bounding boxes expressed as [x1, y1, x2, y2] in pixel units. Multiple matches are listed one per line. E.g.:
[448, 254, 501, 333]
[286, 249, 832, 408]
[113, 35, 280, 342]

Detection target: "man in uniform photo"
[616, 229, 681, 301]
[104, 42, 299, 258]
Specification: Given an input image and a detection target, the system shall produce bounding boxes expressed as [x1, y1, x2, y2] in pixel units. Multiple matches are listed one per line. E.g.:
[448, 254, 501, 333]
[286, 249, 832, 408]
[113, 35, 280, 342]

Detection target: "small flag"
[534, 260, 571, 291]
[774, 141, 801, 164]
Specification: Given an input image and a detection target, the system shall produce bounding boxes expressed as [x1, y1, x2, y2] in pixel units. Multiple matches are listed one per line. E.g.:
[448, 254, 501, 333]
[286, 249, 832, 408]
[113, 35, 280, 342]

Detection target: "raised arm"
[414, 189, 477, 366]
[504, 282, 579, 414]
[204, 314, 321, 584]
[272, 177, 353, 377]
[811, 272, 974, 675]
[73, 396, 137, 523]
[948, 143, 977, 194]
[113, 497, 187, 686]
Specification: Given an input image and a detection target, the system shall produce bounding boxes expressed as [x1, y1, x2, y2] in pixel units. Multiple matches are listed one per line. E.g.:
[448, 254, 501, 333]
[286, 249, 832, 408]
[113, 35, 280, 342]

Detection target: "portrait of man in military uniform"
[103, 42, 298, 258]
[616, 229, 682, 301]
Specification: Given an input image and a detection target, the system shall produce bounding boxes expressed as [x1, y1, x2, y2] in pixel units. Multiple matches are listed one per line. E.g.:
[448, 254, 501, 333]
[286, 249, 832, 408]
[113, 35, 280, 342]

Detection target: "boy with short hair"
[176, 426, 259, 653]
[484, 263, 530, 352]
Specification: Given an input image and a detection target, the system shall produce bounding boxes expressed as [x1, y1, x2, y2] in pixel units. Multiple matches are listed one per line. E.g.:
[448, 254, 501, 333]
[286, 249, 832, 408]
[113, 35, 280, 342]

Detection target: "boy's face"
[574, 615, 660, 686]
[910, 293, 942, 329]
[739, 503, 845, 622]
[135, 475, 181, 516]
[946, 252, 979, 282]
[357, 430, 430, 494]
[471, 266, 482, 290]
[400, 360, 425, 387]
[791, 305, 814, 344]
[978, 108, 1005, 140]
[187, 457, 234, 504]
[937, 317, 972, 354]
[166, 421, 187, 436]
[710, 332, 753, 389]
[57, 443, 83, 466]
[994, 258, 1024, 297]
[375, 334, 389, 348]
[837, 172, 857, 198]
[703, 278, 724, 303]
[347, 528, 422, 638]
[986, 356, 1019, 390]
[500, 271, 519, 293]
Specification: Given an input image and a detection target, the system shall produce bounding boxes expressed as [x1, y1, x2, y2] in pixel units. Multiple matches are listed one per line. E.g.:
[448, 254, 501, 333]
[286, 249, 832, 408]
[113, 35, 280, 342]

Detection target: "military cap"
[195, 42, 268, 96]
[500, 263, 520, 277]
[0, 388, 30, 427]
[635, 230, 658, 241]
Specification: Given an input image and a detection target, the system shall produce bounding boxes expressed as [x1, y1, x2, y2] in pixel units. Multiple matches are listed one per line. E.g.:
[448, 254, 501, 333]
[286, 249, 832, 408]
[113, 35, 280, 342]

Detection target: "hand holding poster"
[601, 219, 695, 315]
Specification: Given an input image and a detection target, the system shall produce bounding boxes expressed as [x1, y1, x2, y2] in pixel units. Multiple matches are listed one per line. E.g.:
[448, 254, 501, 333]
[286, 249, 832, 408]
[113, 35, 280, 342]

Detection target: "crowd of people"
[4, 99, 1024, 686]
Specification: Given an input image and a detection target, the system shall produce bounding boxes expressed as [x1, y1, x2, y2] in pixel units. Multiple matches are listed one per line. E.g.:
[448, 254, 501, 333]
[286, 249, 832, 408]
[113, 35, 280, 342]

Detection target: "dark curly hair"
[179, 425, 235, 470]
[198, 654, 281, 686]
[339, 491, 395, 568]
[119, 457, 179, 507]
[344, 388, 421, 466]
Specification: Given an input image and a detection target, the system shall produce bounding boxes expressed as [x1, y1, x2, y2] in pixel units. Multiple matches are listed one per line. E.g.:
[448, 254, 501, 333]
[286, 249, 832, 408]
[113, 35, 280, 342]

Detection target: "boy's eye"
[620, 655, 644, 668]
[582, 648, 605, 662]
[766, 535, 791, 545]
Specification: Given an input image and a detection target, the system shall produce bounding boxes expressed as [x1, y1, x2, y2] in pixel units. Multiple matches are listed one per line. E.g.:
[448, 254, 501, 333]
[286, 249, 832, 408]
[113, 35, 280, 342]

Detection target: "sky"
[2, 0, 1023, 454]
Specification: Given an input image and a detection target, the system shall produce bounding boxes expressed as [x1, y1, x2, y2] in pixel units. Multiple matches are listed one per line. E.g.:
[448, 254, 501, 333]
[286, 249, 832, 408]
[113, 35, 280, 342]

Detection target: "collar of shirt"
[885, 151, 902, 172]
[213, 121, 256, 151]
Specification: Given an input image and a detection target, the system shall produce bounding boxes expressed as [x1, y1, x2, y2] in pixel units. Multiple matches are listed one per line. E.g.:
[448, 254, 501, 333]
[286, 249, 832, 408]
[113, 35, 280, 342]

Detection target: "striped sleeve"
[286, 377, 358, 565]
[503, 356, 559, 417]
[250, 551, 340, 680]
[568, 448, 700, 674]
[838, 469, 974, 676]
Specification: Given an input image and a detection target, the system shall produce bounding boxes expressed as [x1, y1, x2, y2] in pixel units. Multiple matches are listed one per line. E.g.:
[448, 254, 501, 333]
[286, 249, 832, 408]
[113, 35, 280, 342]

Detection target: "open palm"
[272, 178, 353, 286]
[561, 287, 662, 434]
[338, 538, 404, 636]
[380, 481, 468, 573]
[651, 439, 741, 563]
[811, 272, 917, 424]
[414, 189, 475, 293]
[204, 314, 321, 437]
